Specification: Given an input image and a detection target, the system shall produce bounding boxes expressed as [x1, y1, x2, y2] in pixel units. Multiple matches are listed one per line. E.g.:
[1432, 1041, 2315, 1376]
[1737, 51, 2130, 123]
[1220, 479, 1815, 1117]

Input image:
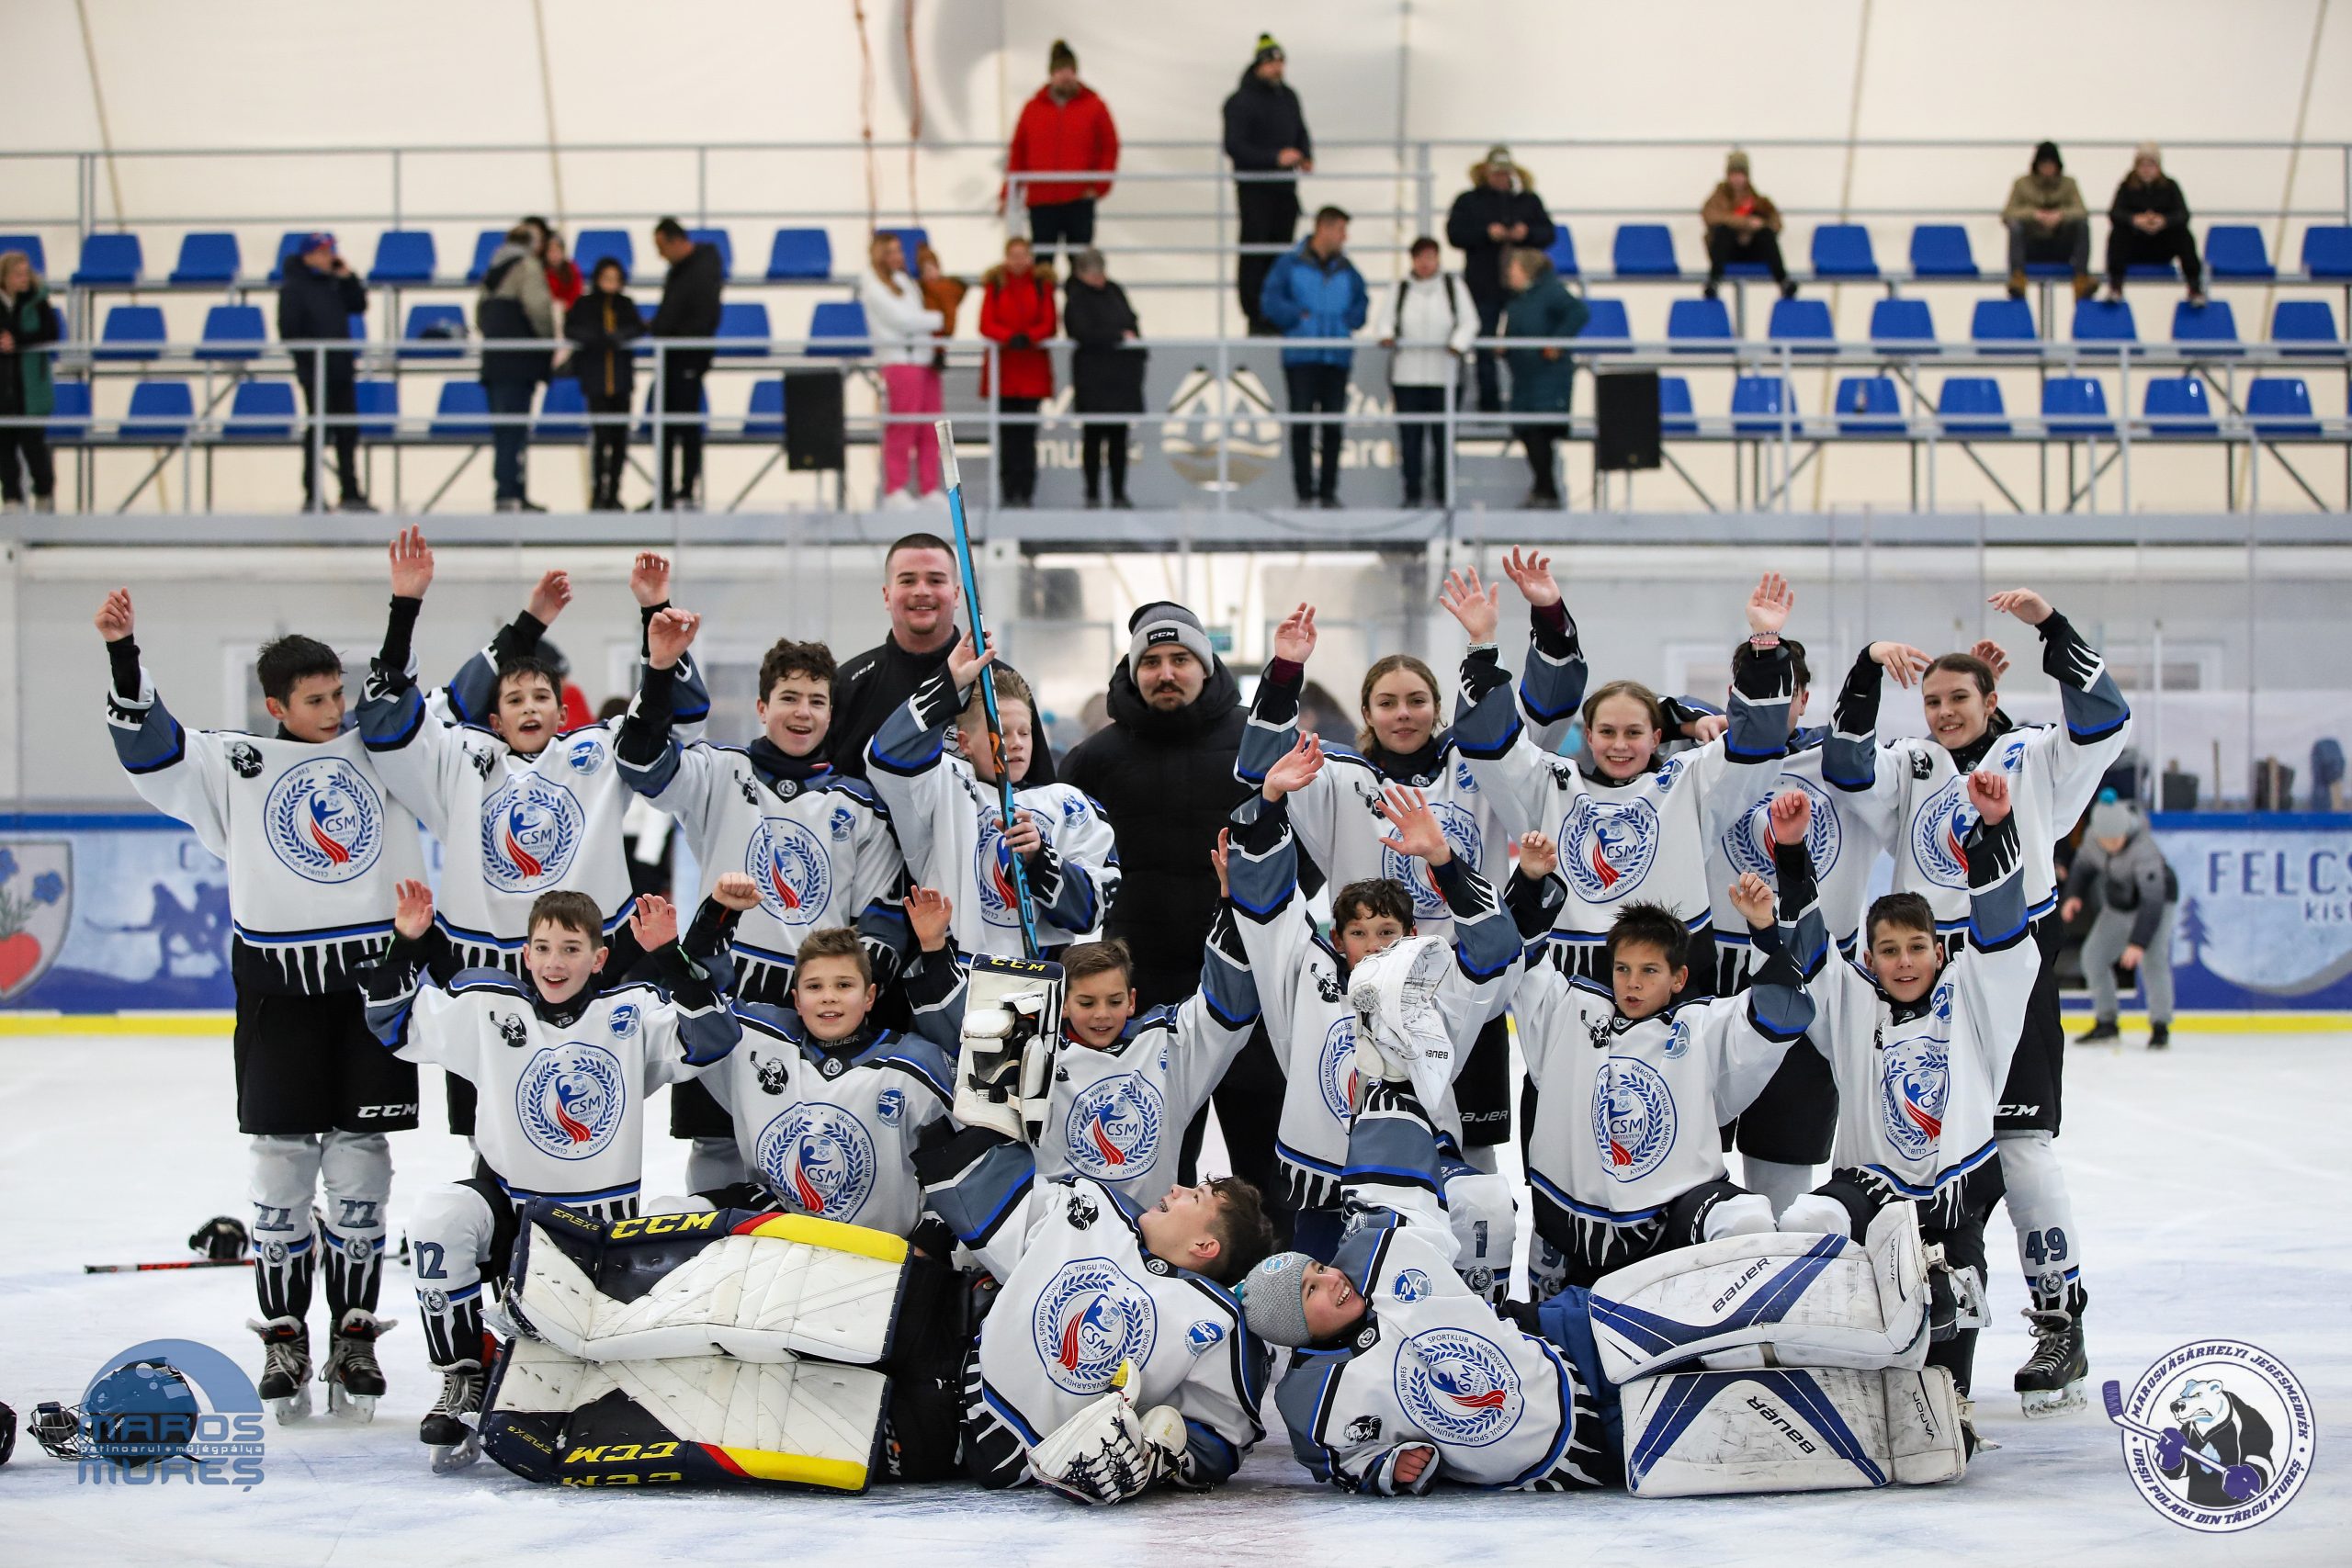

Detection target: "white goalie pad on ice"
[1620, 1364, 1968, 1497]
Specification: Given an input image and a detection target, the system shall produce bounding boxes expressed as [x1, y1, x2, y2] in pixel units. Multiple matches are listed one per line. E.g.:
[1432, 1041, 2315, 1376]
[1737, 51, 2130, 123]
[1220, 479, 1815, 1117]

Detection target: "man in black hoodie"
[277, 232, 371, 513]
[649, 217, 724, 508]
[1222, 35, 1313, 335]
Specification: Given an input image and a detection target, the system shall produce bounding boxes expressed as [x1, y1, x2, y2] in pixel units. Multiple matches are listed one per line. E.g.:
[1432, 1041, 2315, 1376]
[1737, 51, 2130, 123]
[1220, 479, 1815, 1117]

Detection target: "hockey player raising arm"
[865, 632, 1118, 956]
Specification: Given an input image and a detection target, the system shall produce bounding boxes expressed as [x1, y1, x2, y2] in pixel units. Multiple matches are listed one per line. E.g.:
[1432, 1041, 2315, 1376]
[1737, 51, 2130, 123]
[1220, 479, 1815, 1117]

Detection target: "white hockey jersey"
[1889, 609, 2132, 930]
[1271, 1083, 1610, 1493]
[362, 935, 741, 1206]
[105, 665, 424, 994]
[1777, 814, 2039, 1221]
[703, 1005, 955, 1237]
[1224, 789, 1522, 1209]
[926, 1139, 1269, 1487]
[865, 669, 1119, 957]
[1515, 956, 1813, 1271]
[910, 909, 1261, 1208]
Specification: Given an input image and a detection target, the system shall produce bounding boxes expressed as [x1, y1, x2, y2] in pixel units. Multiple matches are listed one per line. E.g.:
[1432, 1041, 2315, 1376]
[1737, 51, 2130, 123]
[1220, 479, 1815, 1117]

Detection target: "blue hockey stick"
[939, 419, 1043, 958]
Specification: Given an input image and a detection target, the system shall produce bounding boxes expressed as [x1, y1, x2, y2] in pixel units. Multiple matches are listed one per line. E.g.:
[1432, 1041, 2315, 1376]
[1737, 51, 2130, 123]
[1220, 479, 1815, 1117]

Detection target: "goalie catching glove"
[1026, 1360, 1187, 1506]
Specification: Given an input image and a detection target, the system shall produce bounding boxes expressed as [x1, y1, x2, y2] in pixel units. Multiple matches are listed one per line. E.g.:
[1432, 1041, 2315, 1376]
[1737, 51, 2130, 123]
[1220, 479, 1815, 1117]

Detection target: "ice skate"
[321, 1309, 391, 1422]
[421, 1360, 484, 1472]
[2014, 1303, 2087, 1417]
[250, 1316, 313, 1423]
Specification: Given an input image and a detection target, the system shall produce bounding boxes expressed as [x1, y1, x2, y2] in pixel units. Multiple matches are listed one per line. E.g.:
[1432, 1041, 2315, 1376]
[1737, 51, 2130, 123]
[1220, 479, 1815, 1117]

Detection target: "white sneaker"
[1, 500, 22, 514]
[880, 491, 919, 512]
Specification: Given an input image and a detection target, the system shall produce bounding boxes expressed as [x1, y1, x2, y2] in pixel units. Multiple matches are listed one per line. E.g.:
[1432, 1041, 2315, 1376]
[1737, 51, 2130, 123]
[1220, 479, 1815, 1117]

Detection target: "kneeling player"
[361, 875, 752, 1468]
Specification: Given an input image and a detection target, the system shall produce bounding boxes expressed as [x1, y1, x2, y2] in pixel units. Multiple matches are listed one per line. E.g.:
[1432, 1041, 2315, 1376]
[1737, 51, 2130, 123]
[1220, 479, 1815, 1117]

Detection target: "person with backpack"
[1379, 237, 1476, 508]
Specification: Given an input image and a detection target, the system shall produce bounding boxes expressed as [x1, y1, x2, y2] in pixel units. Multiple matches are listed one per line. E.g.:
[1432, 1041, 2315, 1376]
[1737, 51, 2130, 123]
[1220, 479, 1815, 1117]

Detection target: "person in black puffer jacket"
[277, 232, 371, 513]
[1222, 34, 1313, 334]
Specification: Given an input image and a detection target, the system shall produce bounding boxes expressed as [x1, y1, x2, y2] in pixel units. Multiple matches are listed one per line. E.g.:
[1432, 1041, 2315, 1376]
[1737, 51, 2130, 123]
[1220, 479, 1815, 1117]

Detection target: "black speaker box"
[784, 372, 845, 470]
[1595, 370, 1662, 471]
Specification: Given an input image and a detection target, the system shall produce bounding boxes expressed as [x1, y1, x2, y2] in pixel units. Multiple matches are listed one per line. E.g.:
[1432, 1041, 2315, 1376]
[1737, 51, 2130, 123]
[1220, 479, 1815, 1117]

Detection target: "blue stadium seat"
[1573, 298, 1631, 351]
[355, 380, 399, 440]
[1938, 378, 2009, 435]
[687, 228, 733, 279]
[266, 232, 310, 283]
[96, 305, 167, 361]
[2271, 300, 2341, 356]
[224, 380, 299, 441]
[766, 229, 834, 281]
[195, 304, 267, 361]
[1870, 297, 1938, 353]
[2204, 225, 2273, 280]
[1810, 224, 1879, 279]
[428, 381, 492, 441]
[72, 232, 143, 287]
[715, 300, 771, 358]
[807, 299, 870, 357]
[2041, 376, 2113, 437]
[2123, 258, 2177, 281]
[1767, 297, 1835, 354]
[2142, 377, 2215, 437]
[2171, 299, 2240, 355]
[47, 379, 91, 443]
[120, 380, 194, 443]
[1909, 225, 1980, 278]
[169, 232, 242, 287]
[1544, 227, 1578, 278]
[1666, 297, 1735, 352]
[1971, 297, 2038, 354]
[574, 230, 634, 277]
[401, 303, 470, 360]
[1730, 375, 1797, 435]
[879, 227, 929, 266]
[2299, 226, 2351, 279]
[2071, 297, 2137, 350]
[2245, 378, 2320, 436]
[536, 378, 588, 442]
[348, 313, 368, 341]
[465, 230, 505, 284]
[1657, 375, 1697, 435]
[0, 235, 49, 277]
[1612, 223, 1680, 277]
[744, 378, 787, 440]
[368, 231, 437, 285]
[1835, 375, 1905, 434]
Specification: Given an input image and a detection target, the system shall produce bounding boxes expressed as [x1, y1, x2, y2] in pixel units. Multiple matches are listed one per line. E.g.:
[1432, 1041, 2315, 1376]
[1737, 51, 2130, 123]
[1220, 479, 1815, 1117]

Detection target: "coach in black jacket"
[277, 232, 370, 511]
[1221, 35, 1312, 334]
[650, 217, 724, 507]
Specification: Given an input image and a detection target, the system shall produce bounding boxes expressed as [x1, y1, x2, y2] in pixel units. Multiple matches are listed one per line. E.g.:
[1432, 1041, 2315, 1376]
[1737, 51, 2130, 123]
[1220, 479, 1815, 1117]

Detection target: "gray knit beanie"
[2087, 801, 2134, 841]
[1126, 601, 1216, 682]
[1238, 1250, 1316, 1347]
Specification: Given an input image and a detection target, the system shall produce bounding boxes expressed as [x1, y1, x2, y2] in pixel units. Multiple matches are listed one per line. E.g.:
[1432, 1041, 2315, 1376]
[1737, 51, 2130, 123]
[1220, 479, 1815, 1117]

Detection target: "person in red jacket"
[978, 237, 1057, 507]
[1002, 39, 1119, 263]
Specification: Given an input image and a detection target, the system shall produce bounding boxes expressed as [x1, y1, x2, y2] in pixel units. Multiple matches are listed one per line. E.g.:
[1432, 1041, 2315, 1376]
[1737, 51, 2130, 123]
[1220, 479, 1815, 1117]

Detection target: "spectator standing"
[563, 257, 643, 511]
[856, 233, 945, 508]
[1261, 206, 1366, 508]
[474, 220, 554, 513]
[1003, 39, 1120, 262]
[1500, 245, 1589, 509]
[915, 243, 966, 374]
[1701, 150, 1796, 300]
[2003, 141, 2093, 301]
[2107, 143, 2205, 305]
[649, 217, 723, 510]
[1380, 236, 1476, 508]
[978, 237, 1057, 507]
[0, 249, 61, 513]
[2062, 801, 2179, 1049]
[1063, 247, 1145, 508]
[542, 232, 583, 311]
[1222, 34, 1313, 335]
[279, 231, 374, 513]
[1445, 145, 1555, 413]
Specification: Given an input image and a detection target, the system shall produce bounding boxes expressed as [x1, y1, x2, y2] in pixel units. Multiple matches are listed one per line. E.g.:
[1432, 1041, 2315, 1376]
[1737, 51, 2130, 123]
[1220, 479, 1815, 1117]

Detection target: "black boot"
[2147, 1022, 2171, 1049]
[2075, 1018, 2120, 1043]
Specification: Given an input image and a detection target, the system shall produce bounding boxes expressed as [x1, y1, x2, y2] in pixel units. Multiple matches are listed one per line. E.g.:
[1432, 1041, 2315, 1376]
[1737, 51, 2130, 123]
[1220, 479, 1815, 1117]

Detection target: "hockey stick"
[2098, 1380, 2232, 1478]
[84, 1258, 254, 1274]
[938, 417, 1043, 958]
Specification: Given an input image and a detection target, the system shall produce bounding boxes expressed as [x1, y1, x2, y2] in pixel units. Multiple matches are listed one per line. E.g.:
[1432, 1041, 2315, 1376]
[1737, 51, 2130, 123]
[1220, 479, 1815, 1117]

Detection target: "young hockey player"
[1239, 1044, 1968, 1497]
[98, 587, 423, 1420]
[904, 851, 1259, 1209]
[1767, 773, 2034, 1406]
[1227, 730, 1540, 1266]
[361, 874, 753, 1469]
[865, 633, 1117, 957]
[1890, 588, 2131, 1416]
[918, 1126, 1280, 1500]
[615, 615, 908, 1189]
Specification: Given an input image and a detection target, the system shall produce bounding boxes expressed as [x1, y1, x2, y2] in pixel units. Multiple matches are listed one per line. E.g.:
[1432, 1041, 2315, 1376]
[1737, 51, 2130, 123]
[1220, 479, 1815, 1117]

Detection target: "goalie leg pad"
[1586, 1203, 1932, 1384]
[505, 1205, 910, 1366]
[481, 1336, 889, 1491]
[1619, 1365, 1968, 1497]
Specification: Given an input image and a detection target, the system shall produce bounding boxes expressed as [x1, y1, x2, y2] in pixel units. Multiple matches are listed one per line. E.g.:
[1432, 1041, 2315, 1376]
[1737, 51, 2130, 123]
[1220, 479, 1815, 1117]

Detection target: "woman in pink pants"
[856, 233, 945, 505]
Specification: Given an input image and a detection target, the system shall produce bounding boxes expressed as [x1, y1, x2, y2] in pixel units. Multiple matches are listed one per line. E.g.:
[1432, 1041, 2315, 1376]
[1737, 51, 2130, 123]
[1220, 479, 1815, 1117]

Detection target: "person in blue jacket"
[1261, 206, 1369, 508]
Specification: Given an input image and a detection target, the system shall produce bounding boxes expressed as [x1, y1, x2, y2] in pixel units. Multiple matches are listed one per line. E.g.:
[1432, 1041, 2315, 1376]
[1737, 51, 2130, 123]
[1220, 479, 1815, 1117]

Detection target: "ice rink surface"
[3, 1024, 2345, 1567]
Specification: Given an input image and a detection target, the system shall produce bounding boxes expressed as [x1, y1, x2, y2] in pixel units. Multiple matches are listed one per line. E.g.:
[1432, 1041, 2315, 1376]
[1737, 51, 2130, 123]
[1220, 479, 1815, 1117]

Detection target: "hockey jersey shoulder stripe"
[447, 968, 531, 998]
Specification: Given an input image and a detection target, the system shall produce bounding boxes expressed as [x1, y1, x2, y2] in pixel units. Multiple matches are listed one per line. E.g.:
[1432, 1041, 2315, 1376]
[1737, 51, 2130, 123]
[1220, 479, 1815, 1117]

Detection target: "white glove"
[1027, 1375, 1182, 1506]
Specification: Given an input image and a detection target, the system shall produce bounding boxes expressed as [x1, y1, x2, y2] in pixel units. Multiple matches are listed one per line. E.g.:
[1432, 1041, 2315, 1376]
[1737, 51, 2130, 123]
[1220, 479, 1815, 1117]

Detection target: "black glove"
[1009, 333, 1034, 351]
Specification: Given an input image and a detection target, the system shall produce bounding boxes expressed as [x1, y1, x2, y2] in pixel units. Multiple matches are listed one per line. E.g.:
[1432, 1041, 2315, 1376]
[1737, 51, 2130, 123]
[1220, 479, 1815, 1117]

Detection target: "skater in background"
[2062, 798, 2178, 1048]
